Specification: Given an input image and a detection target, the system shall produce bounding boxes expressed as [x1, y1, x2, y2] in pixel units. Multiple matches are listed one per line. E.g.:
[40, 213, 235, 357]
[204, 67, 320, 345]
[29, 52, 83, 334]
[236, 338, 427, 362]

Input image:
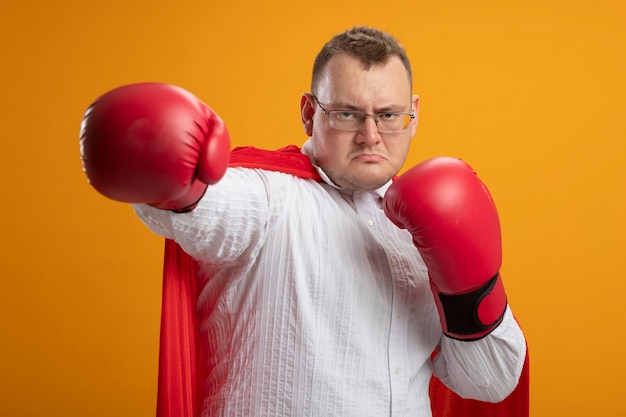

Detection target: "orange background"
[1, 1, 625, 416]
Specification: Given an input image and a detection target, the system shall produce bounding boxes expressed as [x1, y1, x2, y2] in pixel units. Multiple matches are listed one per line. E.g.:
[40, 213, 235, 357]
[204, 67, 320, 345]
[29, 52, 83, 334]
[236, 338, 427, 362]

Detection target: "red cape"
[156, 146, 530, 416]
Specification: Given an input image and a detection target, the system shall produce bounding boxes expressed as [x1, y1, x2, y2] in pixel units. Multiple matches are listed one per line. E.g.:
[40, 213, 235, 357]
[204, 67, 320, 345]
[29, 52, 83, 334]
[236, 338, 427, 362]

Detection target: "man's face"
[301, 53, 419, 191]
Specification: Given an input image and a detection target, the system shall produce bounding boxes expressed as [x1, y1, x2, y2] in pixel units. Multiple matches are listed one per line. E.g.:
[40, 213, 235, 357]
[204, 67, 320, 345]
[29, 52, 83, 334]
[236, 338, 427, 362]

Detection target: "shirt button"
[367, 219, 374, 226]
[395, 367, 401, 374]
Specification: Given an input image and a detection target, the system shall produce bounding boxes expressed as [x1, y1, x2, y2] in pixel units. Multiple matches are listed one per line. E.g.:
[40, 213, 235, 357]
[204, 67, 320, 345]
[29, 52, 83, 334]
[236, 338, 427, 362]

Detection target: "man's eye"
[379, 113, 398, 120]
[335, 111, 359, 120]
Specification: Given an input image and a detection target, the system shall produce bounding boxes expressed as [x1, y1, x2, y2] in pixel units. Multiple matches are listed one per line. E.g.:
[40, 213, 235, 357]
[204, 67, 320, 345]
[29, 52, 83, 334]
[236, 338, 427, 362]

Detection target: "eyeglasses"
[312, 95, 415, 133]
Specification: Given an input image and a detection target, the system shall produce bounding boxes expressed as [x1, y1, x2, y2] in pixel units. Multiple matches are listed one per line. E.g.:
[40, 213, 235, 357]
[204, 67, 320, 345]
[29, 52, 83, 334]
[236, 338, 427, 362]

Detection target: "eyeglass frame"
[311, 94, 416, 133]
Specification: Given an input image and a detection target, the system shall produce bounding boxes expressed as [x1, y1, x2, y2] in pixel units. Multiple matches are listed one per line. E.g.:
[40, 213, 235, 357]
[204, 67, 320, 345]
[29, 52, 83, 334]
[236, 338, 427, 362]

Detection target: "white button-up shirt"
[134, 145, 526, 417]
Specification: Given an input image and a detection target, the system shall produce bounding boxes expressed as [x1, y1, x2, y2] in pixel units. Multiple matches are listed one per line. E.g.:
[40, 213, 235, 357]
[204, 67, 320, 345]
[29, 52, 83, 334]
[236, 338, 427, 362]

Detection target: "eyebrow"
[326, 101, 408, 113]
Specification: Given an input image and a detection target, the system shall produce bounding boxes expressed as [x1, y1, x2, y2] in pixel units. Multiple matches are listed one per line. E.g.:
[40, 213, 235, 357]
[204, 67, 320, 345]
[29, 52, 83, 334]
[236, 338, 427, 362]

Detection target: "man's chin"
[343, 174, 393, 191]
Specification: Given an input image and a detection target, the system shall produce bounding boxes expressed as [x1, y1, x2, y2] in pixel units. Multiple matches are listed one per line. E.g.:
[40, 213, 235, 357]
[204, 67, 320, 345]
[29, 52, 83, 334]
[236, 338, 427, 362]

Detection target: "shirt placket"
[353, 191, 410, 417]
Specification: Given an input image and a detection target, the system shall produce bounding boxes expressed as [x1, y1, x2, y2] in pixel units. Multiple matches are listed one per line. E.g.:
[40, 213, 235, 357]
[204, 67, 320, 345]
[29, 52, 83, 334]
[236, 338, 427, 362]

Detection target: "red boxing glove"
[383, 157, 507, 340]
[80, 82, 231, 212]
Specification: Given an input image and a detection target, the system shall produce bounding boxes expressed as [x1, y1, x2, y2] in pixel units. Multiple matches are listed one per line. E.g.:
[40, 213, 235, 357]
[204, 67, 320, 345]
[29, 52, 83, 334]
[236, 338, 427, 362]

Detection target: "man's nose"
[356, 115, 381, 144]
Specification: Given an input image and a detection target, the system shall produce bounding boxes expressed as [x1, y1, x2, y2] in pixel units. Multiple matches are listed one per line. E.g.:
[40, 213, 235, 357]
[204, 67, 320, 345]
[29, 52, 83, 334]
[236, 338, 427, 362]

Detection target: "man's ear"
[410, 94, 420, 137]
[300, 93, 315, 137]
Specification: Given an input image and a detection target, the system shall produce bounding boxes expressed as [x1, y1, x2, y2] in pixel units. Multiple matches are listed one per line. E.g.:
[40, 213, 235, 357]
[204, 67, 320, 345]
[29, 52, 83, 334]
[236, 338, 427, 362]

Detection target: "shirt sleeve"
[432, 306, 527, 402]
[131, 167, 276, 265]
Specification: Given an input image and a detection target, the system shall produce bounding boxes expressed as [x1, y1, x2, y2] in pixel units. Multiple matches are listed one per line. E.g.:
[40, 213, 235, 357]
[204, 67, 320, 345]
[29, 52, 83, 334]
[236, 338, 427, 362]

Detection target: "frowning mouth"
[352, 153, 387, 163]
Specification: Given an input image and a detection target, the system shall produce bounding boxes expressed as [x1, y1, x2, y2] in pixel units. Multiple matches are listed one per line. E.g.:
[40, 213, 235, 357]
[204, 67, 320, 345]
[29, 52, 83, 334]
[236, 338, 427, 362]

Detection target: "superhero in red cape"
[156, 146, 529, 417]
[81, 26, 529, 417]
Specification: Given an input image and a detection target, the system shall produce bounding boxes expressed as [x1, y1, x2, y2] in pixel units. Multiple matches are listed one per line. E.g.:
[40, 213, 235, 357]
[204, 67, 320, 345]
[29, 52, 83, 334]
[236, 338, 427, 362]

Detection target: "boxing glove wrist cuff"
[150, 180, 209, 213]
[435, 273, 507, 341]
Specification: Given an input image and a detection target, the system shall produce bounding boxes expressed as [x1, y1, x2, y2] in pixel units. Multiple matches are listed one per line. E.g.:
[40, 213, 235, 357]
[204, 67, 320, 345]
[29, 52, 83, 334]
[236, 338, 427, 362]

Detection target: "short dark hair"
[311, 26, 413, 94]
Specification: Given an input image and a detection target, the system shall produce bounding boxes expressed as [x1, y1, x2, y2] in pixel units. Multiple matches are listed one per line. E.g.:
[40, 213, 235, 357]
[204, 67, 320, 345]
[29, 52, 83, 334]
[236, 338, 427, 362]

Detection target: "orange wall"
[2, 1, 625, 415]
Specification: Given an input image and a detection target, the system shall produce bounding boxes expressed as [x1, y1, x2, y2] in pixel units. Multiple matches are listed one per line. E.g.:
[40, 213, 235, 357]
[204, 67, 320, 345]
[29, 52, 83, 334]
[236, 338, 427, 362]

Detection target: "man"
[81, 26, 526, 417]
